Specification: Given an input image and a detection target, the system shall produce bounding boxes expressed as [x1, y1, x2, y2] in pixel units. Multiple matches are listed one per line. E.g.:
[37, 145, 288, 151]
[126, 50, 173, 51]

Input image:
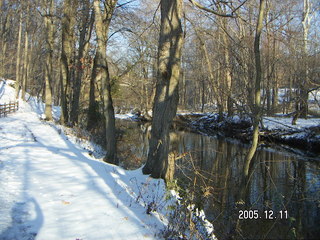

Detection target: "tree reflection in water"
[116, 120, 320, 239]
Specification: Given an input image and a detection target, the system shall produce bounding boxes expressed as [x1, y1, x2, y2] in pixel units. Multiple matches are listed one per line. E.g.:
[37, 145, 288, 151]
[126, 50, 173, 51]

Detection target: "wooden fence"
[0, 101, 19, 117]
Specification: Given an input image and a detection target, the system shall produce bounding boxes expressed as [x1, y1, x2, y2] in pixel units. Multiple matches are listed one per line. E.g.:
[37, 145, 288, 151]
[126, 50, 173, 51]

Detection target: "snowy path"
[0, 103, 166, 239]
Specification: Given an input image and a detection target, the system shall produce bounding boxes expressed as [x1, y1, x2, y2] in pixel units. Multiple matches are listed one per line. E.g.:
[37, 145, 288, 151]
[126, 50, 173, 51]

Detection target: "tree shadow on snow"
[0, 197, 43, 240]
[0, 137, 44, 240]
[44, 124, 167, 237]
[1, 118, 166, 238]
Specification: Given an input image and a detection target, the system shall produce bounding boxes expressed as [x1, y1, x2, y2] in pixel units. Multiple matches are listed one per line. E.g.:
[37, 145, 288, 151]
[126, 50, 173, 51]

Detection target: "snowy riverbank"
[1, 79, 217, 240]
[178, 112, 320, 155]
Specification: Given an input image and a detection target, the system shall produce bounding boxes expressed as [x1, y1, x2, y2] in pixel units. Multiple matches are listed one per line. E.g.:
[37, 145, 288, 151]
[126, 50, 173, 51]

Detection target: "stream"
[116, 119, 320, 239]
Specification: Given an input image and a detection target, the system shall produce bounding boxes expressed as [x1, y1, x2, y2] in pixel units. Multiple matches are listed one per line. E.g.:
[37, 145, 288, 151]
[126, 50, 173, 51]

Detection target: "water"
[116, 119, 320, 239]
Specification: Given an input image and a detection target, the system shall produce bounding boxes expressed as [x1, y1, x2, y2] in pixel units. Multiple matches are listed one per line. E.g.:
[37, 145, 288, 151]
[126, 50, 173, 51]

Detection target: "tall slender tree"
[42, 0, 55, 121]
[15, 9, 23, 98]
[22, 2, 30, 100]
[300, 0, 311, 118]
[60, 0, 76, 124]
[0, 1, 12, 78]
[92, 0, 118, 164]
[243, 0, 266, 178]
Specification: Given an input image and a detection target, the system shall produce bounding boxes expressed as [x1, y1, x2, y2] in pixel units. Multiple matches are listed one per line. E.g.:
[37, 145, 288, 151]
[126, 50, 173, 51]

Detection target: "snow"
[263, 116, 320, 131]
[0, 83, 169, 239]
[115, 113, 137, 120]
[0, 79, 16, 104]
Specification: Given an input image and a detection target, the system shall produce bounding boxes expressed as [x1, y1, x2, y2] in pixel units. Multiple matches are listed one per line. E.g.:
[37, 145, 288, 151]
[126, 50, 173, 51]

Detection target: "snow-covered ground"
[263, 116, 320, 131]
[0, 81, 169, 239]
[188, 111, 320, 155]
[0, 79, 16, 104]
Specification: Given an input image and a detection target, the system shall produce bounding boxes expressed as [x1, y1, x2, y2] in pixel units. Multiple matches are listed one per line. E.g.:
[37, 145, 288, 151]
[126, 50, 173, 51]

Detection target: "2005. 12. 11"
[238, 210, 288, 220]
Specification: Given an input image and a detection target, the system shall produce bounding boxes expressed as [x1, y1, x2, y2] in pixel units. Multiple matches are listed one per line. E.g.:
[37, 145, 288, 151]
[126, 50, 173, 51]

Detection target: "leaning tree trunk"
[243, 0, 265, 178]
[142, 0, 183, 180]
[93, 0, 117, 164]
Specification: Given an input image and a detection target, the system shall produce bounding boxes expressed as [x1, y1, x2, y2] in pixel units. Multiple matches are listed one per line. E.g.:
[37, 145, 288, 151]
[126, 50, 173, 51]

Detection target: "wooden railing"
[0, 101, 19, 117]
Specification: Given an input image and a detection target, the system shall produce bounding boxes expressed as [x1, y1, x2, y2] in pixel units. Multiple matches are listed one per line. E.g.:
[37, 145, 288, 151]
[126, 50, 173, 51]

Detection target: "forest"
[1, 0, 319, 175]
[1, 0, 320, 238]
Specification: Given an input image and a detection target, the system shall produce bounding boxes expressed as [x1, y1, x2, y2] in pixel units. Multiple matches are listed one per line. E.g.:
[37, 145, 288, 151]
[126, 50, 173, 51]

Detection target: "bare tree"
[70, 0, 94, 125]
[92, 0, 118, 164]
[22, 2, 30, 100]
[300, 0, 311, 118]
[15, 10, 23, 98]
[142, 0, 183, 180]
[41, 0, 55, 121]
[244, 0, 266, 178]
[60, 0, 76, 124]
[0, 1, 12, 78]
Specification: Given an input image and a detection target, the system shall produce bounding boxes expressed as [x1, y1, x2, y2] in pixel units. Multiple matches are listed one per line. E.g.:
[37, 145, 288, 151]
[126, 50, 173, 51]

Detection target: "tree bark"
[142, 0, 183, 180]
[22, 3, 30, 100]
[244, 0, 265, 178]
[15, 11, 23, 98]
[221, 20, 233, 117]
[70, 0, 94, 125]
[0, 2, 10, 78]
[87, 54, 98, 129]
[300, 0, 310, 118]
[43, 0, 55, 121]
[60, 0, 76, 124]
[22, 29, 29, 100]
[93, 0, 118, 164]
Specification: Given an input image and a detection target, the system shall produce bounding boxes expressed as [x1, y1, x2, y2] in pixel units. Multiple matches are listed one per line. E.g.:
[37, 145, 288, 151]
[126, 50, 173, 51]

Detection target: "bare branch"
[116, 0, 137, 9]
[188, 0, 247, 18]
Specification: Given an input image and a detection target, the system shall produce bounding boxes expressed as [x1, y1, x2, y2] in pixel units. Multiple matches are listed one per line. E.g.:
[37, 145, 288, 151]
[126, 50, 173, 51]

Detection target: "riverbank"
[1, 80, 219, 240]
[174, 112, 320, 156]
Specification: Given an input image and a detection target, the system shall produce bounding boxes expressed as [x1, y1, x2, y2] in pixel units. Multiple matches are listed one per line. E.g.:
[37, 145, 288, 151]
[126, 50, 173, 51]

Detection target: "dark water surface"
[116, 120, 320, 240]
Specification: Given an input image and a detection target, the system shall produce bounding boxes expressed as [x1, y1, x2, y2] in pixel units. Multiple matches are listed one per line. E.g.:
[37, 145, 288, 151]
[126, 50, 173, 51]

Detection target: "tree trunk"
[87, 54, 98, 130]
[244, 0, 265, 178]
[15, 11, 23, 98]
[93, 0, 118, 164]
[22, 29, 29, 100]
[60, 0, 75, 124]
[70, 1, 94, 125]
[271, 37, 278, 115]
[219, 13, 233, 117]
[43, 0, 55, 121]
[22, 3, 30, 100]
[300, 0, 310, 118]
[0, 3, 10, 78]
[142, 0, 183, 180]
